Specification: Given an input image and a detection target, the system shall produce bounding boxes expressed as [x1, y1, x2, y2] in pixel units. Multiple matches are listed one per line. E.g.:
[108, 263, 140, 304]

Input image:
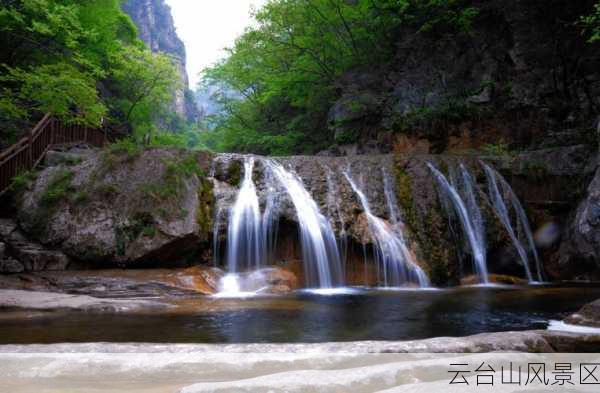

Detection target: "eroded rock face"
[0, 218, 69, 273]
[326, 1, 599, 154]
[16, 148, 214, 268]
[559, 167, 600, 278]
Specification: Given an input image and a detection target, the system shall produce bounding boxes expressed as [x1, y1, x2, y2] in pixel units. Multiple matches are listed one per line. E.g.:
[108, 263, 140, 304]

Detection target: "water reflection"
[0, 285, 599, 344]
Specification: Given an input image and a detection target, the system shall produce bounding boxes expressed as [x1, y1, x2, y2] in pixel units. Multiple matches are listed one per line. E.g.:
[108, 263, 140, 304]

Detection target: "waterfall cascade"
[344, 172, 429, 287]
[265, 160, 344, 288]
[225, 157, 263, 273]
[428, 163, 489, 284]
[213, 153, 543, 294]
[482, 163, 543, 282]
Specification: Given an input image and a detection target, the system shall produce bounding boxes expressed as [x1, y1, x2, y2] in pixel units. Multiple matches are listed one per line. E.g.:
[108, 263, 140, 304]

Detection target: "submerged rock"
[565, 299, 600, 328]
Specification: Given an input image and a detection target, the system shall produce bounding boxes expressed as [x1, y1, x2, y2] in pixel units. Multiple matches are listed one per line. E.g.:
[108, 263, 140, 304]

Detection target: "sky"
[165, 0, 268, 88]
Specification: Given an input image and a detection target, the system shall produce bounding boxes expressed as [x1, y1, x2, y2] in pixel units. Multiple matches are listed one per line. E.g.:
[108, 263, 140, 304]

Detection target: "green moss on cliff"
[395, 162, 458, 286]
[143, 153, 204, 202]
[196, 178, 214, 239]
[40, 169, 75, 207]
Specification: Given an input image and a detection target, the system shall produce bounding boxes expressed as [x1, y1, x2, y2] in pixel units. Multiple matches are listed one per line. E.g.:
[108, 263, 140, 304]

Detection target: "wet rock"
[0, 258, 24, 274]
[0, 219, 70, 272]
[16, 148, 214, 267]
[564, 299, 600, 328]
[460, 274, 527, 286]
[0, 289, 165, 312]
[559, 167, 600, 276]
[0, 242, 4, 259]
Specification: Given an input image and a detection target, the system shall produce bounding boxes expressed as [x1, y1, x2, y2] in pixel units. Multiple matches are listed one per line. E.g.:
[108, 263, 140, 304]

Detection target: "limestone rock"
[17, 148, 214, 267]
[559, 167, 600, 276]
[0, 258, 24, 274]
[0, 219, 70, 272]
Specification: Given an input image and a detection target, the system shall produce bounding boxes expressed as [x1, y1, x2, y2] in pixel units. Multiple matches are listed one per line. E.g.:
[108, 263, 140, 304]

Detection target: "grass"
[40, 169, 75, 207]
[9, 170, 38, 194]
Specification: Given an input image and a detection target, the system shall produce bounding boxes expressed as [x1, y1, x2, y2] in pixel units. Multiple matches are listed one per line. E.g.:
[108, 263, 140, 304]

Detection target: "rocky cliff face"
[327, 0, 599, 156]
[122, 0, 198, 122]
[10, 145, 596, 285]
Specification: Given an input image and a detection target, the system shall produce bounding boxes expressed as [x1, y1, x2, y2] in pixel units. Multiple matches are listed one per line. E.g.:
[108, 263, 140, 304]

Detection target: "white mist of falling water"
[324, 166, 348, 272]
[344, 172, 429, 287]
[482, 163, 543, 282]
[264, 160, 343, 288]
[458, 164, 487, 266]
[225, 157, 263, 273]
[427, 163, 489, 284]
[382, 168, 400, 226]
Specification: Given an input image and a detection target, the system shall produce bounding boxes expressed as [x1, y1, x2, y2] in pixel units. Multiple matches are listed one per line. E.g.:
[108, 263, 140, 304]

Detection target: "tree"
[201, 0, 479, 155]
[0, 0, 179, 145]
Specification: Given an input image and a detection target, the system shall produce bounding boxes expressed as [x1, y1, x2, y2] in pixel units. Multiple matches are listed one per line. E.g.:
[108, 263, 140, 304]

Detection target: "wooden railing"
[0, 114, 107, 195]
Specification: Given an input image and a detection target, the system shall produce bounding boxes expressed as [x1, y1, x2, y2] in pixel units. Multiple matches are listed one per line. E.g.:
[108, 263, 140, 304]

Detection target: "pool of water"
[1, 284, 599, 344]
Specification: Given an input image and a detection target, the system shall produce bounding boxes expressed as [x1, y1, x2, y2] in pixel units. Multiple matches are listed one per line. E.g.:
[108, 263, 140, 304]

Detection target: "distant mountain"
[122, 0, 199, 123]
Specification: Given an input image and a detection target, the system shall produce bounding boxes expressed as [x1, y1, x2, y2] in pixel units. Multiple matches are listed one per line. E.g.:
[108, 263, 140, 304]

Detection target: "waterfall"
[325, 166, 348, 268]
[264, 160, 343, 288]
[225, 157, 263, 273]
[482, 163, 543, 282]
[344, 172, 429, 287]
[427, 163, 489, 284]
[458, 164, 487, 266]
[212, 206, 223, 267]
[260, 168, 280, 266]
[382, 169, 400, 226]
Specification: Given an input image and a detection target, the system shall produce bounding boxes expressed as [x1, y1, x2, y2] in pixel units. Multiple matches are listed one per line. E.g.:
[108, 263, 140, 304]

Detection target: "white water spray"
[482, 163, 543, 282]
[344, 172, 429, 287]
[428, 163, 489, 284]
[265, 160, 343, 288]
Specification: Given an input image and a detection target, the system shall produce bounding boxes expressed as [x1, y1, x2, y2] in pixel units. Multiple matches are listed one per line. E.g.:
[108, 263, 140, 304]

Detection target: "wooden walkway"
[0, 114, 107, 195]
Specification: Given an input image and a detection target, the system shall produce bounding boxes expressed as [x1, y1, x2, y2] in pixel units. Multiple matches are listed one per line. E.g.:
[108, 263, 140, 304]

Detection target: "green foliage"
[201, 0, 480, 154]
[582, 1, 600, 43]
[481, 141, 511, 156]
[394, 99, 483, 134]
[0, 0, 179, 144]
[334, 128, 361, 144]
[9, 170, 38, 194]
[115, 212, 156, 255]
[143, 153, 203, 202]
[40, 169, 74, 207]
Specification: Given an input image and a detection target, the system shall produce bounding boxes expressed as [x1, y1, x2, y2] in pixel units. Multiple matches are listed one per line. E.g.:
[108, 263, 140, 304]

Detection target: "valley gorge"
[3, 3, 600, 387]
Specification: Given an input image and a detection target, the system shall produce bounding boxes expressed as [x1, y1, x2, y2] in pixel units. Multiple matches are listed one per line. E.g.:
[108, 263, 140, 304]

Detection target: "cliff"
[122, 0, 199, 123]
[325, 0, 600, 156]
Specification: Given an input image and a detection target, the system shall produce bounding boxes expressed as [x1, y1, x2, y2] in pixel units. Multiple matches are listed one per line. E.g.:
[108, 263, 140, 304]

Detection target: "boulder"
[16, 148, 214, 267]
[559, 166, 600, 277]
[0, 218, 69, 272]
[0, 258, 24, 274]
[564, 299, 600, 328]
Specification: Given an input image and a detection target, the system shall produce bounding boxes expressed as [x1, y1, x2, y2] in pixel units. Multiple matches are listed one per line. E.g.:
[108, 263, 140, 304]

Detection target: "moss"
[143, 153, 203, 202]
[101, 137, 143, 171]
[18, 168, 74, 239]
[394, 162, 458, 286]
[196, 178, 214, 238]
[95, 183, 119, 200]
[9, 170, 38, 194]
[40, 169, 75, 207]
[334, 127, 361, 144]
[226, 160, 242, 187]
[72, 191, 90, 204]
[114, 212, 156, 256]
